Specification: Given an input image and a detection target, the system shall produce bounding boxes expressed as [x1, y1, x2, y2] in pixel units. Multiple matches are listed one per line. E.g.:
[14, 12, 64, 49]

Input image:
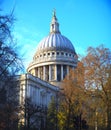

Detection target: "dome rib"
[53, 34, 56, 47]
[36, 33, 75, 54]
[56, 34, 60, 47]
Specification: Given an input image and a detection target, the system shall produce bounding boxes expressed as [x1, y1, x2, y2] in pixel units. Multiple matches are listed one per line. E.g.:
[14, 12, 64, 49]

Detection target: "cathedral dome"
[27, 11, 78, 86]
[35, 11, 75, 56]
[36, 33, 75, 54]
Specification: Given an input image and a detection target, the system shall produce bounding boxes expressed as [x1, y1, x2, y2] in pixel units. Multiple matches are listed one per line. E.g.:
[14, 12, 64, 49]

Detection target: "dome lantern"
[50, 10, 60, 34]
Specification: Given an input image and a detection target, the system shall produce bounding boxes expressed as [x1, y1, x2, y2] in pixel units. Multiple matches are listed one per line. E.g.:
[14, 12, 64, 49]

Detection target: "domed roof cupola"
[50, 10, 60, 34]
[36, 11, 75, 55]
[27, 11, 78, 86]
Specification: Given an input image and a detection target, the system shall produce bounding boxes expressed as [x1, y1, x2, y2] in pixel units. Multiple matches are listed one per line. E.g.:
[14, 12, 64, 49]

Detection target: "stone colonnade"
[33, 64, 74, 82]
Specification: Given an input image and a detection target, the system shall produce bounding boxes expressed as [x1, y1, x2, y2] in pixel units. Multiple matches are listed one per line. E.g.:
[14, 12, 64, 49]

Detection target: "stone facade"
[19, 73, 58, 106]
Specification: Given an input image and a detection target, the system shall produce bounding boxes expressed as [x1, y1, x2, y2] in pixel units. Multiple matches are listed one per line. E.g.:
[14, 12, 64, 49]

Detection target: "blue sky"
[1, 0, 111, 69]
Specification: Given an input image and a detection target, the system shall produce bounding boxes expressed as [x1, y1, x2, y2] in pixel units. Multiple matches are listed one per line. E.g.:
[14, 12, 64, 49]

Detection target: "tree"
[58, 62, 88, 130]
[46, 98, 57, 130]
[0, 11, 23, 130]
[0, 77, 21, 130]
[19, 98, 47, 130]
[0, 12, 23, 80]
[51, 45, 111, 130]
[82, 45, 111, 130]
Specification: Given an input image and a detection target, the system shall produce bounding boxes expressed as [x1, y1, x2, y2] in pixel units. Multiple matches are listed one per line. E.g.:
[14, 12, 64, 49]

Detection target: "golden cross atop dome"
[53, 9, 56, 17]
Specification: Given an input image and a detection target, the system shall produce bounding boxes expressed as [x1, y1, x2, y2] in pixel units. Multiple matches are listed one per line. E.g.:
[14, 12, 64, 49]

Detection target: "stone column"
[55, 65, 57, 81]
[32, 69, 36, 76]
[49, 65, 52, 81]
[43, 66, 46, 81]
[38, 67, 40, 78]
[61, 65, 63, 80]
[35, 68, 38, 77]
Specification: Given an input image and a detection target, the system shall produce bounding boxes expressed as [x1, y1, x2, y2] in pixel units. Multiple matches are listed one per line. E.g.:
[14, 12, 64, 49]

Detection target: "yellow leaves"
[61, 63, 87, 119]
[58, 45, 111, 129]
[63, 61, 85, 89]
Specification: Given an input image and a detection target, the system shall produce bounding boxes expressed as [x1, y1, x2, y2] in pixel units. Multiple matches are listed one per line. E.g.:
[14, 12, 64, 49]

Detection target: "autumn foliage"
[54, 45, 111, 130]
